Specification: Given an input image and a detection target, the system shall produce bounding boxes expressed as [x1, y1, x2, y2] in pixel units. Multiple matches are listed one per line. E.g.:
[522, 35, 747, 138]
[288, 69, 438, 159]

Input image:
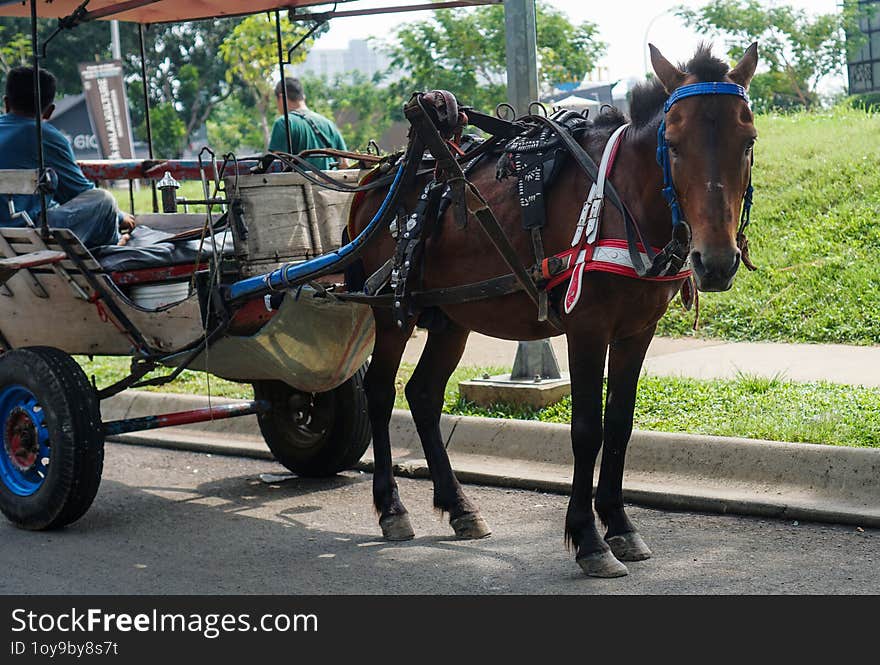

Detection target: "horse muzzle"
[690, 248, 741, 292]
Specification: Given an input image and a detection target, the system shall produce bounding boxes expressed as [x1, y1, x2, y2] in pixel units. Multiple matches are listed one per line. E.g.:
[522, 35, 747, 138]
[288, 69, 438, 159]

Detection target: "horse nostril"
[690, 251, 705, 276]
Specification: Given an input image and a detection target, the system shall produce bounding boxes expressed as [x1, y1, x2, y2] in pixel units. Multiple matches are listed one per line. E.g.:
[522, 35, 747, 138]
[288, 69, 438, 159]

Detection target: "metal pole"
[503, 0, 561, 381]
[504, 0, 539, 117]
[275, 10, 294, 154]
[138, 23, 159, 213]
[103, 400, 269, 437]
[29, 0, 48, 234]
[110, 20, 122, 60]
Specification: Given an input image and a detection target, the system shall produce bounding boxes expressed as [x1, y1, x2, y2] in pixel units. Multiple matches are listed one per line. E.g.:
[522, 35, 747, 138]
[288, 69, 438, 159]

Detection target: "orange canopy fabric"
[0, 0, 343, 23]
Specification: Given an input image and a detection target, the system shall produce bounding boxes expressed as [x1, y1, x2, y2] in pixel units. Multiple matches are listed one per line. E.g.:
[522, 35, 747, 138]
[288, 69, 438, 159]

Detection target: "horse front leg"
[566, 334, 628, 577]
[405, 321, 490, 539]
[364, 315, 416, 541]
[595, 325, 656, 562]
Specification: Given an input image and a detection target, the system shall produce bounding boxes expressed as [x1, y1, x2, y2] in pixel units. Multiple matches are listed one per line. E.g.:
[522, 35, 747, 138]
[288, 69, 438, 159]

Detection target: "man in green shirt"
[268, 77, 348, 170]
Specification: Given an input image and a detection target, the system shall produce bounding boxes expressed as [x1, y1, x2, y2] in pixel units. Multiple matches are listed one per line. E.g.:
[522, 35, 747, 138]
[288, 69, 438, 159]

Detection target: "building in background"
[289, 39, 392, 82]
[49, 94, 101, 160]
[848, 0, 880, 94]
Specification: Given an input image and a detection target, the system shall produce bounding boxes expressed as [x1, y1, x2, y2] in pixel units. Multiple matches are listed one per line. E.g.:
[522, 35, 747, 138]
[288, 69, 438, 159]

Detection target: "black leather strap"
[338, 273, 524, 307]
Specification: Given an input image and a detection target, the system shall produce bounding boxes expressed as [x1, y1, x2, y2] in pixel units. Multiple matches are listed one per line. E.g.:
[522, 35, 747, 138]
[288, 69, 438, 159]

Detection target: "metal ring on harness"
[528, 101, 548, 117]
[495, 103, 516, 121]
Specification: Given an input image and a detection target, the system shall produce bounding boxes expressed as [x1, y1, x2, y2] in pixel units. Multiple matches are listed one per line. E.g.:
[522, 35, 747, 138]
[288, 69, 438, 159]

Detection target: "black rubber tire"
[0, 347, 104, 530]
[253, 367, 371, 477]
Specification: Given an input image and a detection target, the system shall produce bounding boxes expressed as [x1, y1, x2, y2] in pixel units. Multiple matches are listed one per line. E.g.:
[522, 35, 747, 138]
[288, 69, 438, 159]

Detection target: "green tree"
[219, 14, 327, 146]
[675, 0, 867, 111]
[382, 1, 605, 110]
[206, 93, 265, 155]
[0, 19, 113, 94]
[144, 102, 187, 158]
[122, 19, 242, 150]
[0, 24, 32, 76]
[302, 73, 399, 151]
[0, 17, 250, 155]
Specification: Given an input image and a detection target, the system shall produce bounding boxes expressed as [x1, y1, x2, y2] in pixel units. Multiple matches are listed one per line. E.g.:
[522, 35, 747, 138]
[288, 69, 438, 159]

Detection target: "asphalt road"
[1, 442, 877, 595]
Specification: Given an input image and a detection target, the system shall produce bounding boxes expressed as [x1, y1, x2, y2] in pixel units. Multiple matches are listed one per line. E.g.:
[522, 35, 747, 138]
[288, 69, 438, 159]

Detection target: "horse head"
[649, 43, 758, 292]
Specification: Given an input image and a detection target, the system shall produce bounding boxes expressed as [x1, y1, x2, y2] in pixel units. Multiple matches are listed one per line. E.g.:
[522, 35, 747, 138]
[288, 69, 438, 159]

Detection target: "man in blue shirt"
[0, 67, 135, 247]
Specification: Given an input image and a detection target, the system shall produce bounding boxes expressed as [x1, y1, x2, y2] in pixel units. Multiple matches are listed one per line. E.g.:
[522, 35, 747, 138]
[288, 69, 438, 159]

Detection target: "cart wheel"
[253, 367, 371, 477]
[0, 347, 104, 530]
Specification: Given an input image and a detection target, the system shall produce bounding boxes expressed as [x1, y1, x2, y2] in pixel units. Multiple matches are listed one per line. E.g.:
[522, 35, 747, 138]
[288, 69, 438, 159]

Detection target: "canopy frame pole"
[274, 9, 294, 154]
[289, 0, 502, 22]
[29, 0, 49, 236]
[285, 10, 331, 63]
[138, 22, 159, 213]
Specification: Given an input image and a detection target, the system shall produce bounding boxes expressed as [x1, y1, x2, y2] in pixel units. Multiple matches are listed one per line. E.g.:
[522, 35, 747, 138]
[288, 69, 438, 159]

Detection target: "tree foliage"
[301, 73, 399, 151]
[219, 14, 327, 146]
[382, 2, 605, 110]
[144, 102, 187, 159]
[122, 19, 242, 151]
[0, 23, 33, 77]
[675, 0, 868, 111]
[206, 94, 265, 155]
[0, 19, 113, 94]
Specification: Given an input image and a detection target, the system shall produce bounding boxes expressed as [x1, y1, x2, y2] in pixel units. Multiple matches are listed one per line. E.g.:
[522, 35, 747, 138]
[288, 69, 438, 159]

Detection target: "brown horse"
[349, 43, 759, 577]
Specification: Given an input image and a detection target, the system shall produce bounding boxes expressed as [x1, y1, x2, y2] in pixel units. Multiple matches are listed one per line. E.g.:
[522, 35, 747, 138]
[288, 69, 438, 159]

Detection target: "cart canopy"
[0, 0, 342, 23]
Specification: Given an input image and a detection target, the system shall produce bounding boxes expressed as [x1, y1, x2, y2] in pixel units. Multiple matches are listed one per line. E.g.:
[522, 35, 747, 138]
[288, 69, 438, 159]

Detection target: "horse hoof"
[606, 532, 652, 562]
[450, 513, 492, 540]
[380, 513, 415, 541]
[577, 550, 629, 578]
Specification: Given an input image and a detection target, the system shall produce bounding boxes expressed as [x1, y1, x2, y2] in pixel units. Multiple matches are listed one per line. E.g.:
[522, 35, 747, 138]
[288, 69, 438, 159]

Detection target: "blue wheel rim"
[0, 385, 50, 497]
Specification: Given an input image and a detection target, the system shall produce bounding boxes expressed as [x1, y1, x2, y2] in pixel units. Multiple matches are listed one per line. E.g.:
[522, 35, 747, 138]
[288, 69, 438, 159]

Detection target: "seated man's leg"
[46, 189, 120, 248]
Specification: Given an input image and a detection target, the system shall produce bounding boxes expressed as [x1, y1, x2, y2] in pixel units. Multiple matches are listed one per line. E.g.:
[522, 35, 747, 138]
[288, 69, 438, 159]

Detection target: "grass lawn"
[657, 106, 880, 344]
[82, 356, 880, 448]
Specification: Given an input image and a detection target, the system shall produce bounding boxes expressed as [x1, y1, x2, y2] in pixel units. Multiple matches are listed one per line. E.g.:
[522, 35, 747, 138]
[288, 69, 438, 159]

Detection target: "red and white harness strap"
[540, 122, 691, 314]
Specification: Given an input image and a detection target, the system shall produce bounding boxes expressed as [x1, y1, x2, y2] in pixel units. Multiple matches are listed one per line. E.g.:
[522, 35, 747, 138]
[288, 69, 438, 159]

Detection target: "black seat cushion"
[93, 225, 234, 273]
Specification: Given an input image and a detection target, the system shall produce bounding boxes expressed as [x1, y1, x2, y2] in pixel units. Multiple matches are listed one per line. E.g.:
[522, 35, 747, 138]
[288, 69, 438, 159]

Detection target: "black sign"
[79, 61, 135, 160]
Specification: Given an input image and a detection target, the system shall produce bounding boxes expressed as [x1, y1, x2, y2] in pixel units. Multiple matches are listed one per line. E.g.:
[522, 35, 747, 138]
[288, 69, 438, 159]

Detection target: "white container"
[129, 281, 191, 310]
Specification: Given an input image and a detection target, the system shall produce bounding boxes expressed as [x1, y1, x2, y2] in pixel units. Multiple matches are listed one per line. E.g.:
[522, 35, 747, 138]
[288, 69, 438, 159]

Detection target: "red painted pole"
[103, 400, 269, 437]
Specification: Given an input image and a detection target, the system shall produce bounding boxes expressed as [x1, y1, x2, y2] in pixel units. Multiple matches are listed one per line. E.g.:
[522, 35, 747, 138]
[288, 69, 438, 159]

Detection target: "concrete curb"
[101, 391, 880, 528]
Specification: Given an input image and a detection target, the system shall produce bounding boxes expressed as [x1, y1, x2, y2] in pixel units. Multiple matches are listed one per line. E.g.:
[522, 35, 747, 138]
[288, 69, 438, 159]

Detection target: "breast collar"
[543, 121, 691, 315]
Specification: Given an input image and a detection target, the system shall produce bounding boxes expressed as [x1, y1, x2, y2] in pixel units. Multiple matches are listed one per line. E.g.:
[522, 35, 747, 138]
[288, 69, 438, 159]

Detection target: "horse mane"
[626, 43, 730, 134]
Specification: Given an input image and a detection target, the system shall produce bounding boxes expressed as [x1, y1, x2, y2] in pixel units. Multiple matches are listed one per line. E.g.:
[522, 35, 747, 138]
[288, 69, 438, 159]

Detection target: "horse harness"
[334, 84, 757, 328]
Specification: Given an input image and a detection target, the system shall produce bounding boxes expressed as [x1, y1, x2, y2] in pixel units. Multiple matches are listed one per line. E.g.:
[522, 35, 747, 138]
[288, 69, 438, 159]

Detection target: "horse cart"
[0, 0, 423, 530]
[0, 156, 384, 530]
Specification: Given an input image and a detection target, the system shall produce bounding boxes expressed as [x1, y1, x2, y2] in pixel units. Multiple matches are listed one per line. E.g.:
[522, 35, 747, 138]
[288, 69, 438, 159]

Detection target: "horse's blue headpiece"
[656, 82, 753, 232]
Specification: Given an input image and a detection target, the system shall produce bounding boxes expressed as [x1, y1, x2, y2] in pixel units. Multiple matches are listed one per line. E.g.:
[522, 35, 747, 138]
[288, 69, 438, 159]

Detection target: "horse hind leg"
[405, 321, 490, 539]
[595, 326, 657, 562]
[364, 316, 416, 541]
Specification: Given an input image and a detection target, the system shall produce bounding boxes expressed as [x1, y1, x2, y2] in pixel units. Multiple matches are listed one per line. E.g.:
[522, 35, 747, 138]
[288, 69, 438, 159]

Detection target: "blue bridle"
[656, 82, 754, 237]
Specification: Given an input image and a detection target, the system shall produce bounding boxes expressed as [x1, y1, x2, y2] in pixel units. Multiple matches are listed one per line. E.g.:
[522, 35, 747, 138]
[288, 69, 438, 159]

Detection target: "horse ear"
[729, 42, 759, 89]
[649, 43, 686, 93]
